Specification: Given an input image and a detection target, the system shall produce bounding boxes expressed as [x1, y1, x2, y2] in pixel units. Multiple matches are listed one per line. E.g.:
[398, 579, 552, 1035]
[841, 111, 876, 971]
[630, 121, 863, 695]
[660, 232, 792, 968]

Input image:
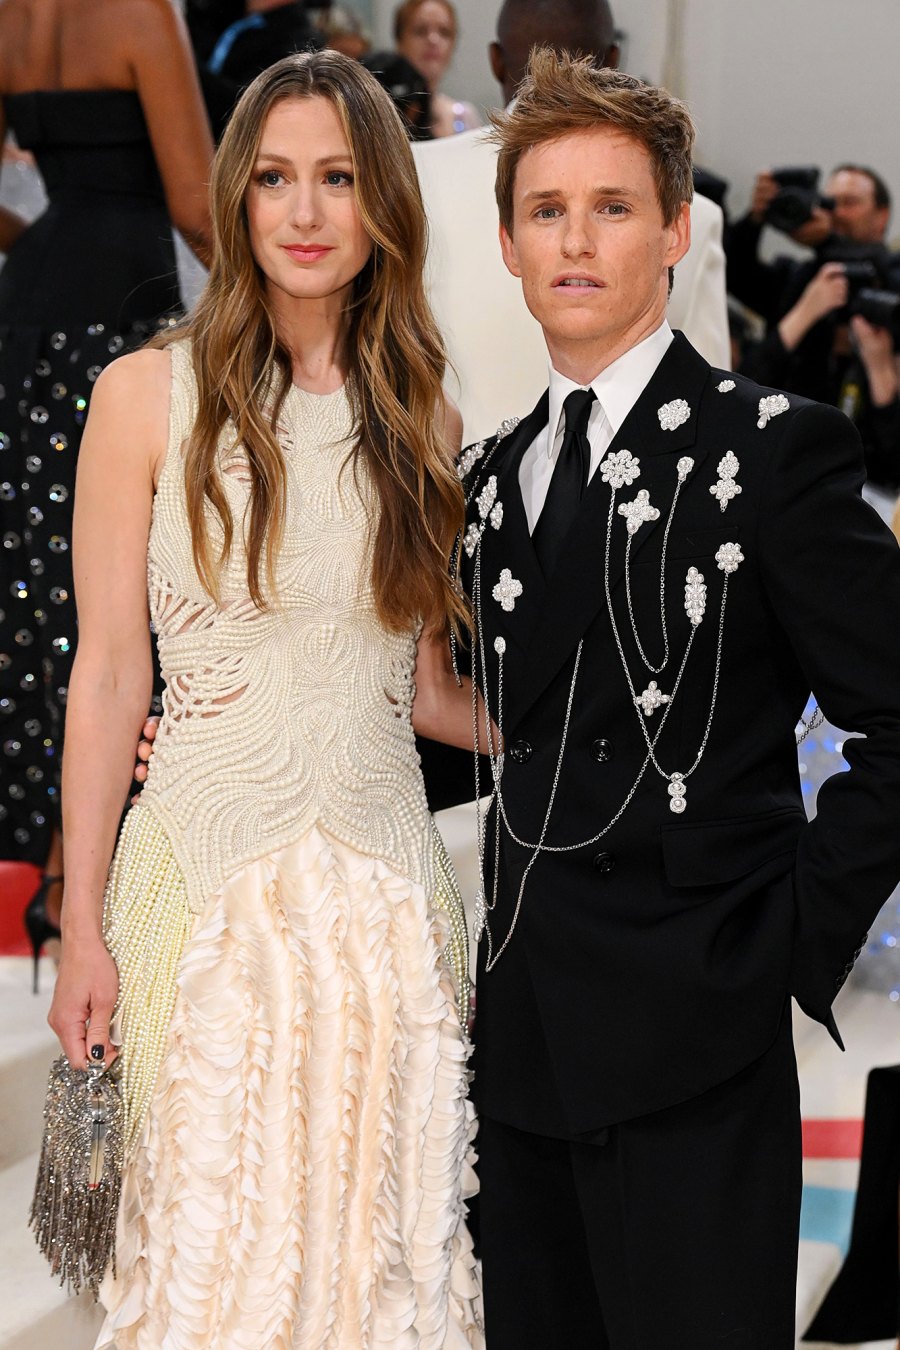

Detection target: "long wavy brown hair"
[158, 50, 464, 634]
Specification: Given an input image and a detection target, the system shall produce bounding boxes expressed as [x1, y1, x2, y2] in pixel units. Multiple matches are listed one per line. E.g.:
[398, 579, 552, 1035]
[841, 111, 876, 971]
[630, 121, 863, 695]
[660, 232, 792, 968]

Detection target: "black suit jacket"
[459, 332, 900, 1137]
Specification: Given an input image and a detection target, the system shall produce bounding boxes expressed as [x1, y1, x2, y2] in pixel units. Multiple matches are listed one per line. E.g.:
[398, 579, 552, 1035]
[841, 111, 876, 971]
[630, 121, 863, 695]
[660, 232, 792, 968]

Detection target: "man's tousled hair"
[491, 47, 695, 234]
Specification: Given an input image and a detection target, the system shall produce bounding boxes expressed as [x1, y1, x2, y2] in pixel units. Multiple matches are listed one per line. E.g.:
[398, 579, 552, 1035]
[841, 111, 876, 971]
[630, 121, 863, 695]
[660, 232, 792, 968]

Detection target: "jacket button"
[591, 738, 614, 763]
[509, 739, 533, 764]
[593, 851, 616, 875]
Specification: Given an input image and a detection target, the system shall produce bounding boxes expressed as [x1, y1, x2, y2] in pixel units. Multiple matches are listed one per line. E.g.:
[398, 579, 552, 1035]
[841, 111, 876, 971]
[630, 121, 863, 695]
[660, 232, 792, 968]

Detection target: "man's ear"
[665, 201, 691, 270]
[499, 222, 522, 278]
[489, 41, 506, 89]
[603, 42, 621, 70]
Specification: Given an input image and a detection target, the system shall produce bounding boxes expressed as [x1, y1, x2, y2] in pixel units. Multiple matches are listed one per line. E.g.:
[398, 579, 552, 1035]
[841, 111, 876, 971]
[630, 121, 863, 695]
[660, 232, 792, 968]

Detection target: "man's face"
[826, 169, 888, 244]
[499, 127, 689, 366]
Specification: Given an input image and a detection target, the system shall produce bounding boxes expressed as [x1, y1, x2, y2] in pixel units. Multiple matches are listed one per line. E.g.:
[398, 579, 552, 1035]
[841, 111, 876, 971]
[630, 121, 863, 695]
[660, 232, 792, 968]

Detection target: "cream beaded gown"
[94, 343, 482, 1349]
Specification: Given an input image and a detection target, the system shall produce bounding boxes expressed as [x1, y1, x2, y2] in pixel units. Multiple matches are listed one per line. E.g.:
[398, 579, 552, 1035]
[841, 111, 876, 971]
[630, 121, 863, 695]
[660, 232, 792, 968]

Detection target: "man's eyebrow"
[521, 185, 639, 201]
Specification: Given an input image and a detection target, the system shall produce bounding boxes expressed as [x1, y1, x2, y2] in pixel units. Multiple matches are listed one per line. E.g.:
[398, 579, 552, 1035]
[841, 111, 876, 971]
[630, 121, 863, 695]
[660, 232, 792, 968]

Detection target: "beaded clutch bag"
[29, 1055, 124, 1298]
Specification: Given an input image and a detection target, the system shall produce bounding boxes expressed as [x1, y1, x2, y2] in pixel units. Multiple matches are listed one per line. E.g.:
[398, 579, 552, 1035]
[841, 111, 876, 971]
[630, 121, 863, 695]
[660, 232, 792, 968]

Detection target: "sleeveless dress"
[0, 90, 179, 862]
[94, 343, 482, 1349]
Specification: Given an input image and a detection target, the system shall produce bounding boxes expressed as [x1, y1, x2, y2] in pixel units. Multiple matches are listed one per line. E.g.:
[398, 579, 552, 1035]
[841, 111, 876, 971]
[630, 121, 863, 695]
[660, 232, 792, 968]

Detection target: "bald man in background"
[412, 0, 730, 441]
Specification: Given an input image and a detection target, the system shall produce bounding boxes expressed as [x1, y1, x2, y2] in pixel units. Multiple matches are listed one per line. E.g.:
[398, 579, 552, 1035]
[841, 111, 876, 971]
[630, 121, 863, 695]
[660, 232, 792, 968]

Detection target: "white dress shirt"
[519, 322, 675, 533]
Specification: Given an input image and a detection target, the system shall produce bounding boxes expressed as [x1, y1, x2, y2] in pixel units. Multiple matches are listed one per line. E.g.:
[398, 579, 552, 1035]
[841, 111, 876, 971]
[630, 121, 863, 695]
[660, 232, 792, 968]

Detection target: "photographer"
[728, 165, 900, 496]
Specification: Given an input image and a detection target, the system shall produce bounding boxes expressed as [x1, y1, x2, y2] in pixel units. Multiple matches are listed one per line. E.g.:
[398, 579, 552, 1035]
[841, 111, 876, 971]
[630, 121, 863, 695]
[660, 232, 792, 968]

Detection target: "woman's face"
[245, 96, 372, 311]
[397, 1, 456, 88]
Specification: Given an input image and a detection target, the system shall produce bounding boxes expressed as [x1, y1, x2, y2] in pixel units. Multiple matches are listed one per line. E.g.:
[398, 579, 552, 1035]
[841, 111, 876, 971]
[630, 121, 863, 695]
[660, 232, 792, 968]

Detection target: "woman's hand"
[48, 934, 120, 1068]
[134, 715, 160, 785]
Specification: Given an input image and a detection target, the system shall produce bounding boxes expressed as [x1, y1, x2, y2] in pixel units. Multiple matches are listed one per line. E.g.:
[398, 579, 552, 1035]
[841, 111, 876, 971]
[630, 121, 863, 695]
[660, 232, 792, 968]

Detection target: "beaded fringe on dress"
[95, 822, 483, 1349]
[103, 807, 193, 1157]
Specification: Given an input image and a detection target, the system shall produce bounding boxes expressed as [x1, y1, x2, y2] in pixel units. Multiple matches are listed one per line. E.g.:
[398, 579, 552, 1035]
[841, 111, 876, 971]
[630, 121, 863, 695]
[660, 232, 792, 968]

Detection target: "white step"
[0, 957, 60, 1171]
[0, 1150, 104, 1350]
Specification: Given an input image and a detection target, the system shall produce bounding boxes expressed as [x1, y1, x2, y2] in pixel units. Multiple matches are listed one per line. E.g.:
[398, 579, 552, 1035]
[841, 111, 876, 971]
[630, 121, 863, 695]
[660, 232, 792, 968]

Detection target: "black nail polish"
[90, 1044, 105, 1061]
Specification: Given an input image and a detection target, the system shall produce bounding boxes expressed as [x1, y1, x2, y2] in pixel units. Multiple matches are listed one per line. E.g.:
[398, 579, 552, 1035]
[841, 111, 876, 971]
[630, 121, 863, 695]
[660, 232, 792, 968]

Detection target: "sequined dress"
[94, 342, 482, 1349]
[0, 89, 180, 862]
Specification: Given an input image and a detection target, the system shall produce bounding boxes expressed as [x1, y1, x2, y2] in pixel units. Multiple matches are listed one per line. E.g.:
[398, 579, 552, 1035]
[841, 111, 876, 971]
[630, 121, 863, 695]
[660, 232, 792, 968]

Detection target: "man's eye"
[603, 202, 629, 216]
[536, 207, 560, 220]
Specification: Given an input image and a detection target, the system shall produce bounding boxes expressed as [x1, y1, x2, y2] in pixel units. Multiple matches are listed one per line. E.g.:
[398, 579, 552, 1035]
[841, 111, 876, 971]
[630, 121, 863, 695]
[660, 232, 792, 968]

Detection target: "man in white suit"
[413, 0, 730, 441]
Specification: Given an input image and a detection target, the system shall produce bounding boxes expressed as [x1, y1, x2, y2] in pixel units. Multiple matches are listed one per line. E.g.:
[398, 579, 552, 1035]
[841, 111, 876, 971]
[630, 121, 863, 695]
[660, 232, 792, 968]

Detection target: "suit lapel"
[476, 392, 548, 655]
[504, 334, 712, 732]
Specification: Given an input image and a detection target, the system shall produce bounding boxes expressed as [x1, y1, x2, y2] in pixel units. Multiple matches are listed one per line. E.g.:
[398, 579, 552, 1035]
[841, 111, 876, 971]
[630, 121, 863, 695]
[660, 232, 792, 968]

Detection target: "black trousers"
[477, 1011, 802, 1349]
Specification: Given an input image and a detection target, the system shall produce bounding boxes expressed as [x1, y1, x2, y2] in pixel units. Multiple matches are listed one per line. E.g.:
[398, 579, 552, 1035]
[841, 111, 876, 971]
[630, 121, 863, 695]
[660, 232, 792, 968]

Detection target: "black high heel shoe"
[24, 875, 63, 994]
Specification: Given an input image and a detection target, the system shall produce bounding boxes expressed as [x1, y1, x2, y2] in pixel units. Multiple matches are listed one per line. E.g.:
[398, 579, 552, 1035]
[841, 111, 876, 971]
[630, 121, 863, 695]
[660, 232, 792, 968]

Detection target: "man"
[412, 0, 730, 443]
[460, 51, 900, 1347]
[728, 164, 900, 500]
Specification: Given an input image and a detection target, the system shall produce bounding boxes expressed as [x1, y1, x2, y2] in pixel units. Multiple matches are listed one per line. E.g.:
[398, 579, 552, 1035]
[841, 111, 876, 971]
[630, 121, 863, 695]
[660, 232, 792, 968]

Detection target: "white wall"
[373, 0, 900, 235]
[642, 0, 900, 229]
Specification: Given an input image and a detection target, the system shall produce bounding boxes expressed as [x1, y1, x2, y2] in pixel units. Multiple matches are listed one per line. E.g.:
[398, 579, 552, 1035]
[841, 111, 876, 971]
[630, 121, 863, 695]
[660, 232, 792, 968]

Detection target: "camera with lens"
[765, 167, 836, 234]
[821, 242, 900, 338]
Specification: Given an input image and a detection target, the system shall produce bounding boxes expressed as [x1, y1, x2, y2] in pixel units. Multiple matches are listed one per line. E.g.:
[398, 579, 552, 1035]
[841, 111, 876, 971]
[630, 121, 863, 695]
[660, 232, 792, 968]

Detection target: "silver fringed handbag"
[29, 1054, 124, 1298]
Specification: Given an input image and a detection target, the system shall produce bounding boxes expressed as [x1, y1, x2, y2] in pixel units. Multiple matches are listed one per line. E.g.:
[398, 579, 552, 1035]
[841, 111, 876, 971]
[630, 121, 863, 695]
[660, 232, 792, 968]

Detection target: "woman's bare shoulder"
[92, 347, 172, 406]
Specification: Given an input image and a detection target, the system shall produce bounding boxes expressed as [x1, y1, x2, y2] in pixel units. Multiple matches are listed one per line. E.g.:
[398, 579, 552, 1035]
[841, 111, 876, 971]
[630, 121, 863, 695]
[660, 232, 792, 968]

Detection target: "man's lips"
[281, 244, 334, 262]
[552, 273, 605, 289]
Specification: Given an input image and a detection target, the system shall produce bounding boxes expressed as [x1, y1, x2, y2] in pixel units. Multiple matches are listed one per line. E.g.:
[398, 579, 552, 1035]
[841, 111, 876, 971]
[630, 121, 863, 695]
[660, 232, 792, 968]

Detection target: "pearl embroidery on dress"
[140, 343, 432, 911]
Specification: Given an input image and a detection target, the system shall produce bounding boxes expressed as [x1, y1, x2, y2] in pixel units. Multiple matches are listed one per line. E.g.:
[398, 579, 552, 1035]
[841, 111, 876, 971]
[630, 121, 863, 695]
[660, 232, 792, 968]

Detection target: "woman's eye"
[325, 171, 353, 188]
[258, 169, 284, 188]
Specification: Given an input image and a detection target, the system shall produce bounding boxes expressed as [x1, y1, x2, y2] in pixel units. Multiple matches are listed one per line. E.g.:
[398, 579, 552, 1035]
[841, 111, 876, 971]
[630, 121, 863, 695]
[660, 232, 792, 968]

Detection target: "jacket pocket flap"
[661, 806, 807, 887]
[665, 524, 743, 560]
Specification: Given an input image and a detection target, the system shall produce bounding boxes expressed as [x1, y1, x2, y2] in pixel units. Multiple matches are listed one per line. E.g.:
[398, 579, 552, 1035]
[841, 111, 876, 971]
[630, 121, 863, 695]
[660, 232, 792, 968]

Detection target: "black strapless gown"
[0, 90, 180, 863]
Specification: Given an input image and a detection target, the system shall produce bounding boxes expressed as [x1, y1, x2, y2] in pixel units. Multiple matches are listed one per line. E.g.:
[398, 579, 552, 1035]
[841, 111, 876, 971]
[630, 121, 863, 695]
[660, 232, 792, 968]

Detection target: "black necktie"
[532, 387, 596, 575]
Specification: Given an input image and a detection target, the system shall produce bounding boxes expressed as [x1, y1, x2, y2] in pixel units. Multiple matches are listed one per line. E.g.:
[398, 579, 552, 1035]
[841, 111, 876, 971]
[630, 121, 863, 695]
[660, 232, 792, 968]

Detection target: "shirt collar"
[545, 321, 674, 457]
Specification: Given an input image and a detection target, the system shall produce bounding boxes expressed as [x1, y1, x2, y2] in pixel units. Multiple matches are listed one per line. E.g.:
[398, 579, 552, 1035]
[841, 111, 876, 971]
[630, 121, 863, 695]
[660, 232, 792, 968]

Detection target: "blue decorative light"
[798, 701, 899, 999]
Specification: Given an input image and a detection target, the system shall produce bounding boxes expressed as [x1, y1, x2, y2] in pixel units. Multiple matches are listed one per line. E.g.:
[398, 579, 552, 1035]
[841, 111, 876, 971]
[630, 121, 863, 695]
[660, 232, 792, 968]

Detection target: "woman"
[0, 0, 213, 970]
[394, 0, 481, 138]
[48, 50, 483, 1347]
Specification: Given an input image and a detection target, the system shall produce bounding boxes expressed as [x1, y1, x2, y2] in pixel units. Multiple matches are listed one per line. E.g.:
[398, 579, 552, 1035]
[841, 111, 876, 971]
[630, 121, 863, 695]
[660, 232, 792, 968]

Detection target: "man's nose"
[561, 213, 597, 258]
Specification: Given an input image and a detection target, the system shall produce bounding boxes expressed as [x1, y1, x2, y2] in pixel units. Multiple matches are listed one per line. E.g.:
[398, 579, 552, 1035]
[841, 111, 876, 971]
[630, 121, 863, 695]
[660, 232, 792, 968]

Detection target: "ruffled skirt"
[95, 825, 482, 1348]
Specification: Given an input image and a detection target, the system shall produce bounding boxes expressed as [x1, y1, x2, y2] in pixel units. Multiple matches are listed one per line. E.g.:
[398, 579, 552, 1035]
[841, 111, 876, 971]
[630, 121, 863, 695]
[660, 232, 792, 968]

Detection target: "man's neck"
[545, 308, 669, 386]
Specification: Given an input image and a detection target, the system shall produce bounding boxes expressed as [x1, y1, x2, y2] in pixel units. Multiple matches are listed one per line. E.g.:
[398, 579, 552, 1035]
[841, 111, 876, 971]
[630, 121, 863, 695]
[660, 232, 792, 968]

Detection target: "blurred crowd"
[185, 0, 481, 141]
[722, 161, 900, 516]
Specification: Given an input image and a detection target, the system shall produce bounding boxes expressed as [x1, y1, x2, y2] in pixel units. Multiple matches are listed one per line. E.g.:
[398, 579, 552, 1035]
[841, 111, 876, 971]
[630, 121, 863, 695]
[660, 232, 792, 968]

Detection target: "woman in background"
[48, 50, 482, 1347]
[0, 0, 213, 972]
[394, 0, 481, 138]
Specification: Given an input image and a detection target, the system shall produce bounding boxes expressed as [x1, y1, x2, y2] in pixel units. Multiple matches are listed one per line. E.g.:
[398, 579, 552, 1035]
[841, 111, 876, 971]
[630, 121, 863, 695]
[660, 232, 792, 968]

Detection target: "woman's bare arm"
[412, 628, 497, 753]
[128, 0, 215, 266]
[49, 348, 170, 1068]
[412, 393, 499, 749]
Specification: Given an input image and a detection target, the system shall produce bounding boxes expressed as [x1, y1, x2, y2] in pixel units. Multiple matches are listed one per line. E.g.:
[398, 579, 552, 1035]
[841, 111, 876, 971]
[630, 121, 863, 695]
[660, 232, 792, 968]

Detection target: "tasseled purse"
[29, 1054, 124, 1298]
[27, 808, 193, 1300]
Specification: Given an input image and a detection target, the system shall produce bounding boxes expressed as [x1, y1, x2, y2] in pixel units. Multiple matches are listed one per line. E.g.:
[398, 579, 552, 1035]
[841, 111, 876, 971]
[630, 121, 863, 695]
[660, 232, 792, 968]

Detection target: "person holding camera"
[727, 164, 900, 501]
